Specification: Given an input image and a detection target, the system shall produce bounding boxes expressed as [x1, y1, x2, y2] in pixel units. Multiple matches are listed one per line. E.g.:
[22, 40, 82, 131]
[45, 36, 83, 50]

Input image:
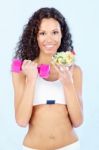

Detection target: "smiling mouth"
[44, 45, 55, 49]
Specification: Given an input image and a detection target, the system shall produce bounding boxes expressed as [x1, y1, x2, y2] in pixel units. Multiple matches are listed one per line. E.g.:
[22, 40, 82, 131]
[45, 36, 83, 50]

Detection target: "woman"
[12, 7, 83, 150]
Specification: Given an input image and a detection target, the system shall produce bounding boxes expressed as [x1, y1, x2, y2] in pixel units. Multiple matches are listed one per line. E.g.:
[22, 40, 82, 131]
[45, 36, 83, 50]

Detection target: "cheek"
[37, 37, 44, 46]
[56, 33, 62, 43]
[56, 36, 62, 45]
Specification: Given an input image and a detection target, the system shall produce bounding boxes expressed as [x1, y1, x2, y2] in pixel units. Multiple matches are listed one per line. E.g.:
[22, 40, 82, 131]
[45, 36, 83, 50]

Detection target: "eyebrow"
[39, 28, 60, 32]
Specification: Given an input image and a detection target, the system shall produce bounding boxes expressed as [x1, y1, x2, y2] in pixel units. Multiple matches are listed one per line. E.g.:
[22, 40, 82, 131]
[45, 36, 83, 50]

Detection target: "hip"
[22, 140, 80, 150]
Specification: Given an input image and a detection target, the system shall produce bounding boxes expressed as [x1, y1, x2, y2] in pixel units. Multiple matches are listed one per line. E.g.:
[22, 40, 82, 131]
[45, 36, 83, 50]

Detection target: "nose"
[46, 33, 53, 42]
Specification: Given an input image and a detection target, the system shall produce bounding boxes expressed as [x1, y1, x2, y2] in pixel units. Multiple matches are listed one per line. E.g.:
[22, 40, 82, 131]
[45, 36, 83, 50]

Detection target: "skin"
[12, 18, 83, 149]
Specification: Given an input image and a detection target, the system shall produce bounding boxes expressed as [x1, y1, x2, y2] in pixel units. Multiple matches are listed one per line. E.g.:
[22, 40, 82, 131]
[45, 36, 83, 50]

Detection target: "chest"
[33, 76, 66, 105]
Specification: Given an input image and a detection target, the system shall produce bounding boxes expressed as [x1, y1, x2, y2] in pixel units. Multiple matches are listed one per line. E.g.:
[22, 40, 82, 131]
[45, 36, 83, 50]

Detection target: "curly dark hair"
[14, 7, 74, 61]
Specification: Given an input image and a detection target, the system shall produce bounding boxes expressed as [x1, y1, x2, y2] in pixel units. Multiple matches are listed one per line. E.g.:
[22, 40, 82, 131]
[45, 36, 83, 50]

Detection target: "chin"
[46, 51, 56, 56]
[45, 49, 57, 55]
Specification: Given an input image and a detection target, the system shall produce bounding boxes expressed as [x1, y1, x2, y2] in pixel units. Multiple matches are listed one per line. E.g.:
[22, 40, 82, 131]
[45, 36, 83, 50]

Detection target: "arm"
[63, 65, 83, 128]
[12, 60, 38, 127]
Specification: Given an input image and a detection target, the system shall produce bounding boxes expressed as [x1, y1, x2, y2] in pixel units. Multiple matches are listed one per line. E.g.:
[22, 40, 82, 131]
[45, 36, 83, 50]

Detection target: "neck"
[37, 54, 52, 65]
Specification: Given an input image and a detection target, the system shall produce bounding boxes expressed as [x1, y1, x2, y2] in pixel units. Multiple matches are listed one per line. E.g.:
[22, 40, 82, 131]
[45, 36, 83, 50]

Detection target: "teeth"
[45, 45, 54, 48]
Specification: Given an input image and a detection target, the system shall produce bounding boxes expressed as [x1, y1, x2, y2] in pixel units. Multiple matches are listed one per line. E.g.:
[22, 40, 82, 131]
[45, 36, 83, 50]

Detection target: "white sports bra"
[33, 75, 66, 105]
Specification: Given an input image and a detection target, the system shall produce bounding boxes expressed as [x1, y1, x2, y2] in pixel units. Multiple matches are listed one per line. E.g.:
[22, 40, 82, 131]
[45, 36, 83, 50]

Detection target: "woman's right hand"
[22, 60, 38, 81]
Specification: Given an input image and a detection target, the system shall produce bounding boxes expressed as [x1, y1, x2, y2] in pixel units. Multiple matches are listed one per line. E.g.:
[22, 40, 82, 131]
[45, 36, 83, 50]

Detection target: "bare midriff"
[23, 104, 78, 150]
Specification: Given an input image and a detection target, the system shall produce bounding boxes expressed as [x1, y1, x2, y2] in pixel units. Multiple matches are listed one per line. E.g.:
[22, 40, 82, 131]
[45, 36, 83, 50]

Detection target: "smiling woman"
[11, 7, 83, 150]
[37, 18, 62, 56]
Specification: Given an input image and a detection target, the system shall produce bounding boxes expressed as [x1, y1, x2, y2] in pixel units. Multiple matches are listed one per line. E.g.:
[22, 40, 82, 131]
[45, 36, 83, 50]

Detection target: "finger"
[27, 60, 32, 64]
[33, 63, 38, 70]
[69, 65, 74, 74]
[23, 60, 31, 65]
[34, 63, 38, 67]
[23, 59, 29, 64]
[52, 63, 60, 74]
[59, 66, 64, 72]
[58, 64, 66, 72]
[22, 60, 32, 71]
[65, 66, 69, 71]
[55, 64, 65, 74]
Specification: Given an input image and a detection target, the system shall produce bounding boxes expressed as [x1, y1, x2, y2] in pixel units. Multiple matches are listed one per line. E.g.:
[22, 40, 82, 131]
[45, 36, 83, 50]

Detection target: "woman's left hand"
[54, 64, 74, 86]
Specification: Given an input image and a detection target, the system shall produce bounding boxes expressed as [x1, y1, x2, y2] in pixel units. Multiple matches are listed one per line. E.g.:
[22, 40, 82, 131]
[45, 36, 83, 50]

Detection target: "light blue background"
[0, 0, 99, 150]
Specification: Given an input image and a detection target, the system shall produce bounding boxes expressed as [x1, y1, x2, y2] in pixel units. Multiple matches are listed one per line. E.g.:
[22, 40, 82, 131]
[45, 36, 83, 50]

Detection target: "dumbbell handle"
[11, 59, 50, 78]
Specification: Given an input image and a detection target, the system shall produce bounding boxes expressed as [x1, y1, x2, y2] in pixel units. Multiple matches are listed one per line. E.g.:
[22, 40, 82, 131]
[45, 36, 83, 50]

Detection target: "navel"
[49, 135, 55, 140]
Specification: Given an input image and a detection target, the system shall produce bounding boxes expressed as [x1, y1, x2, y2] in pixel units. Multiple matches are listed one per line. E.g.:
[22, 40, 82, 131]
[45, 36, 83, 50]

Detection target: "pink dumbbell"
[11, 59, 22, 73]
[38, 64, 50, 78]
[11, 59, 50, 78]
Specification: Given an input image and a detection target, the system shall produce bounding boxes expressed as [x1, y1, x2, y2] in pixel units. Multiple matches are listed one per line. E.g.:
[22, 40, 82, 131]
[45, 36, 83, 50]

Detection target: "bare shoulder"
[71, 64, 83, 77]
[12, 71, 25, 85]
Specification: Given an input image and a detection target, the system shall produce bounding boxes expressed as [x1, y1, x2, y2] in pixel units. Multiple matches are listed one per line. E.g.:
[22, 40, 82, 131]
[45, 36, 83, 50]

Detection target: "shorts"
[22, 141, 80, 150]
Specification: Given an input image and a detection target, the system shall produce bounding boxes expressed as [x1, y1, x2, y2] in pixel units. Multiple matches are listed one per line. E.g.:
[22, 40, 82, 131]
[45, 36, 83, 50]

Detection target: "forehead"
[39, 18, 61, 30]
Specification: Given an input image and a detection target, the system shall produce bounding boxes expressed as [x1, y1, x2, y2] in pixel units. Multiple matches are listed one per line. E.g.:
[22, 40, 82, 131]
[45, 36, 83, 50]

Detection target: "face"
[37, 18, 62, 56]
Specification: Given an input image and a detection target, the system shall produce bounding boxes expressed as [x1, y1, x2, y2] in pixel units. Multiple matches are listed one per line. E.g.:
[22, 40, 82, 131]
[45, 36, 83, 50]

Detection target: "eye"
[39, 32, 46, 35]
[53, 31, 59, 35]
